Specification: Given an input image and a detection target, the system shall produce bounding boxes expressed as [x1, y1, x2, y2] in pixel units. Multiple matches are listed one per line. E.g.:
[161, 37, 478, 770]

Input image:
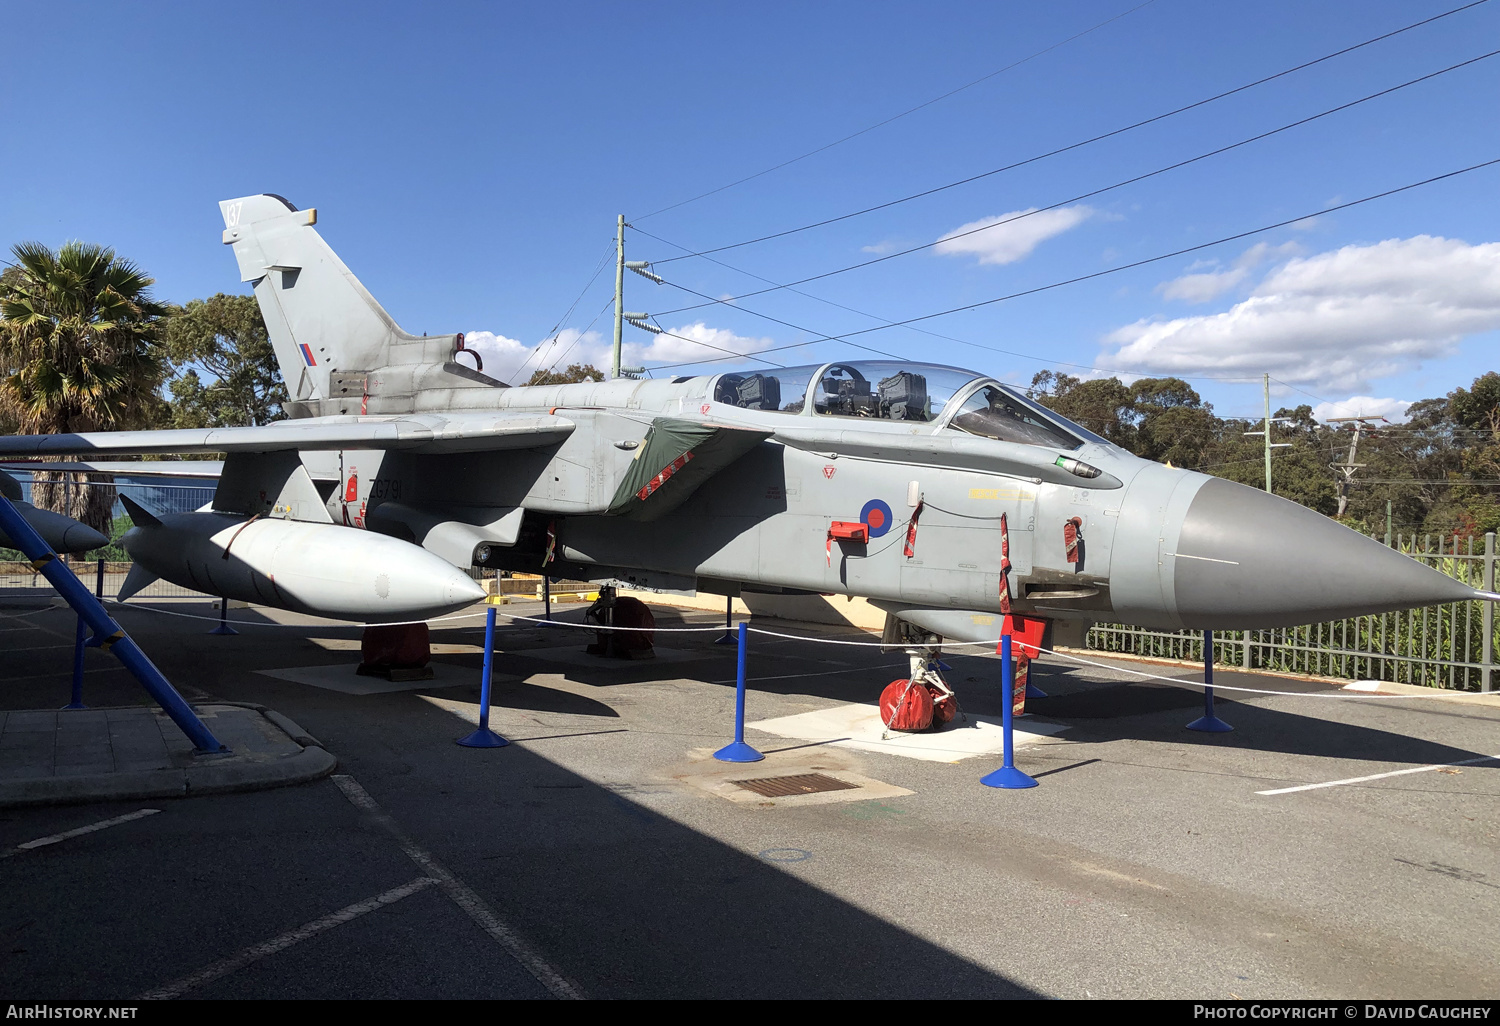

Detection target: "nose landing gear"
[879, 645, 966, 738]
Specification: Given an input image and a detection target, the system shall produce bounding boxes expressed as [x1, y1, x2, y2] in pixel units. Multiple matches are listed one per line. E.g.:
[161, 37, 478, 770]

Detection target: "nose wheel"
[880, 646, 965, 738]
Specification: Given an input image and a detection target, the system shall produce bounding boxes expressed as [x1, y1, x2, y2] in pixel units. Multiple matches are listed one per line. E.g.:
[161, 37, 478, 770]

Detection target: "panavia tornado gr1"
[0, 194, 1492, 640]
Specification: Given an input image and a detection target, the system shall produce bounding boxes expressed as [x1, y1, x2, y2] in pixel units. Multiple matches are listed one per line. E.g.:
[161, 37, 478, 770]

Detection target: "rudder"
[219, 194, 415, 402]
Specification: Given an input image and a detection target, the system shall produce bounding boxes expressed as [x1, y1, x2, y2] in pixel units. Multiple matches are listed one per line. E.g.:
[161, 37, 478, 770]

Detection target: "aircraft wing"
[0, 412, 575, 457]
[0, 460, 230, 478]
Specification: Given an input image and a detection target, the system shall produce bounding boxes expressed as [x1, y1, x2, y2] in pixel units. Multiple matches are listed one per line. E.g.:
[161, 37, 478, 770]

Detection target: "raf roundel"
[860, 499, 894, 539]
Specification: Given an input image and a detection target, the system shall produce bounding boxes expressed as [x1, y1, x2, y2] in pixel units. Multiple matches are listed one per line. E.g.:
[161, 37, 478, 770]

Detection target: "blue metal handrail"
[0, 494, 226, 753]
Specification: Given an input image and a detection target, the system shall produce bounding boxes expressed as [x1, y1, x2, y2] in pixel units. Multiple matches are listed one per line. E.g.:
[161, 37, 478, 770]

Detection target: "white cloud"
[1101, 235, 1500, 391]
[1310, 396, 1412, 423]
[1158, 266, 1249, 304]
[461, 322, 776, 382]
[458, 330, 536, 382]
[862, 240, 897, 254]
[934, 205, 1093, 266]
[1157, 242, 1300, 303]
[622, 321, 778, 369]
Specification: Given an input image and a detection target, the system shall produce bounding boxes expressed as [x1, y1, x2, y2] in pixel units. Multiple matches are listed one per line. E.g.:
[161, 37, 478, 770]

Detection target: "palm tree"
[0, 241, 170, 533]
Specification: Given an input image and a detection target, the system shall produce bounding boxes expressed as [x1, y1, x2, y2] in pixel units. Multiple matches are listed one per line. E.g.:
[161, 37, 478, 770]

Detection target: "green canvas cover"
[607, 418, 771, 521]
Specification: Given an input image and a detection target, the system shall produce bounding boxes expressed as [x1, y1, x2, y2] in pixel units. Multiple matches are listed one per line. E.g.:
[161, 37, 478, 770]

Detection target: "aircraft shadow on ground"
[3, 603, 1040, 997]
[379, 697, 1041, 1000]
[89, 603, 1494, 773]
[418, 676, 621, 719]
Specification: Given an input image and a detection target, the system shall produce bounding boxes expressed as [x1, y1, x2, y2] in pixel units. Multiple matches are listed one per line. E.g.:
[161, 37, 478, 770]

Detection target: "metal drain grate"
[731, 773, 859, 798]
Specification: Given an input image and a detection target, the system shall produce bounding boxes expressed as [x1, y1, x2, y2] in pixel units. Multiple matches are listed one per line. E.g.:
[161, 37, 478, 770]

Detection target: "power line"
[534, 297, 615, 380]
[805, 157, 1500, 343]
[630, 323, 789, 371]
[640, 157, 1500, 374]
[631, 226, 1305, 384]
[651, 0, 1493, 264]
[650, 49, 1500, 316]
[632, 0, 1162, 221]
[509, 242, 617, 384]
[632, 224, 1187, 377]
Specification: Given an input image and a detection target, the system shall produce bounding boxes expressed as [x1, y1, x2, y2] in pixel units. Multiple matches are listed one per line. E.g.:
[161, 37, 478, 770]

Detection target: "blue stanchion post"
[714, 622, 763, 763]
[209, 597, 239, 636]
[458, 605, 509, 748]
[1186, 628, 1234, 732]
[63, 614, 87, 710]
[981, 634, 1038, 789]
[0, 495, 226, 753]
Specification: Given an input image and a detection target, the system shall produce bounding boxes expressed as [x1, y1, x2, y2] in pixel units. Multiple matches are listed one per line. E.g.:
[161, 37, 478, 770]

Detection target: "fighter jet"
[0, 194, 1492, 639]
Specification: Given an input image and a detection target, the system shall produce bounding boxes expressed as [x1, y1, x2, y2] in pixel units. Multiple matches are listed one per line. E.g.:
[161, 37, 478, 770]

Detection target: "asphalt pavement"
[1, 593, 1496, 1000]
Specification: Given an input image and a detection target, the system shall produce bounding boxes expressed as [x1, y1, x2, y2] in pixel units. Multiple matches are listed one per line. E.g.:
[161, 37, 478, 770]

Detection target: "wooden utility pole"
[1327, 415, 1386, 517]
[1243, 374, 1292, 494]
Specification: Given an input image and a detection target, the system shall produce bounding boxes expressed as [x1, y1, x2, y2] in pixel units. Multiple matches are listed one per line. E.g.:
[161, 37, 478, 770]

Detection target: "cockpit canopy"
[712, 362, 979, 421]
[710, 360, 1102, 451]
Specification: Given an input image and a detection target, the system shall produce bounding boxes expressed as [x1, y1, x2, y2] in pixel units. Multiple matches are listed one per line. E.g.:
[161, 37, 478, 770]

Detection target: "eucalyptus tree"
[164, 293, 287, 427]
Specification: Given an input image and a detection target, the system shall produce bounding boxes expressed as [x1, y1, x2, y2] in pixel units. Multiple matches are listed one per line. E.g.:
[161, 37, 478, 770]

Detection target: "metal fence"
[0, 475, 216, 564]
[0, 560, 208, 601]
[1086, 532, 1497, 692]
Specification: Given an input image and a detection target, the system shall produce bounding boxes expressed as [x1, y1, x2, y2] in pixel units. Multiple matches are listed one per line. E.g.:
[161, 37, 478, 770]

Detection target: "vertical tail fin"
[219, 195, 440, 403]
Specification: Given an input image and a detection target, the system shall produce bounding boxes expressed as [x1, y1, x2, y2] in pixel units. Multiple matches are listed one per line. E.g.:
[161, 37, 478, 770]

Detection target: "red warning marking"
[903, 500, 923, 558]
[998, 512, 1013, 616]
[1064, 516, 1083, 564]
[637, 451, 695, 501]
[823, 466, 836, 479]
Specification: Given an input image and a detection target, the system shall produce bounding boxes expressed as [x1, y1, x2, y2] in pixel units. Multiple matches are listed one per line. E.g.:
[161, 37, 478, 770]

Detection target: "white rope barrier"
[104, 601, 494, 630]
[90, 598, 1488, 701]
[489, 609, 724, 632]
[746, 625, 997, 649]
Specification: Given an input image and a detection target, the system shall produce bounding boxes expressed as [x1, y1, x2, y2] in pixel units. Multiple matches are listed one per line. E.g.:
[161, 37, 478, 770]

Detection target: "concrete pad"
[747, 702, 1069, 763]
[307, 637, 486, 655]
[670, 747, 914, 807]
[255, 662, 515, 695]
[0, 704, 336, 807]
[3, 710, 58, 732]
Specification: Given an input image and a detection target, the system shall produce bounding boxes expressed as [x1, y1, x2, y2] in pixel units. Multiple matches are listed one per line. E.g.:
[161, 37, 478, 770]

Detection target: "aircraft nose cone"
[448, 574, 488, 606]
[1173, 478, 1476, 629]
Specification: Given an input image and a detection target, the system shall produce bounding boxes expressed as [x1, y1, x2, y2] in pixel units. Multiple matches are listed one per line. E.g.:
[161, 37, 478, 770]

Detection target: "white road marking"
[137, 876, 436, 1000]
[331, 774, 583, 999]
[1257, 753, 1500, 795]
[11, 808, 160, 853]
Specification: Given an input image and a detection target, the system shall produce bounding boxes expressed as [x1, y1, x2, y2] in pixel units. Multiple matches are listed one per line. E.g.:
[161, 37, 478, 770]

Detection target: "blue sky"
[3, 0, 1497, 421]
